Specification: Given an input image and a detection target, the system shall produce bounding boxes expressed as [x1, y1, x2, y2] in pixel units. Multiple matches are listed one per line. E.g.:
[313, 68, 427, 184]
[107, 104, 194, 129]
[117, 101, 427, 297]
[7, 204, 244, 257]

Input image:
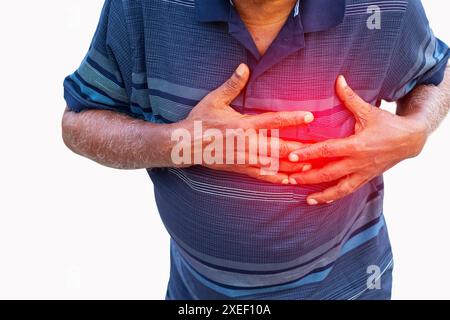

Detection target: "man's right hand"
[62, 63, 313, 183]
[180, 64, 314, 184]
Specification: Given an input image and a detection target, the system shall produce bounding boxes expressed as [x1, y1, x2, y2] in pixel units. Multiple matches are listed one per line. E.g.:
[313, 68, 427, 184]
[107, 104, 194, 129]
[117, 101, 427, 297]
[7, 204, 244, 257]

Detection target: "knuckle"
[364, 103, 374, 114]
[237, 118, 249, 130]
[347, 140, 359, 153]
[337, 183, 352, 197]
[320, 171, 334, 182]
[279, 142, 289, 156]
[271, 114, 284, 128]
[319, 144, 332, 157]
[279, 112, 292, 124]
[225, 77, 241, 91]
[346, 88, 357, 101]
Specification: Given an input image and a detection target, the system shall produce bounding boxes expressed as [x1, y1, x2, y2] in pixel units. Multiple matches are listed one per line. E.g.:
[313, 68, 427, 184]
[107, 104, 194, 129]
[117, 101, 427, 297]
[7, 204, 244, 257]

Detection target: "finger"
[231, 166, 290, 185]
[288, 138, 355, 162]
[233, 151, 280, 168]
[248, 111, 314, 130]
[211, 64, 250, 105]
[336, 75, 373, 118]
[278, 161, 312, 174]
[306, 174, 367, 205]
[230, 133, 304, 159]
[289, 160, 354, 184]
[256, 137, 304, 158]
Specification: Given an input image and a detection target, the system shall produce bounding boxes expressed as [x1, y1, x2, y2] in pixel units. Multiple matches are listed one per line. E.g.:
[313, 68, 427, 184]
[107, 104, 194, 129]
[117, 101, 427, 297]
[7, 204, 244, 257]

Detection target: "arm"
[397, 65, 450, 136]
[62, 64, 313, 182]
[288, 66, 450, 205]
[62, 107, 179, 170]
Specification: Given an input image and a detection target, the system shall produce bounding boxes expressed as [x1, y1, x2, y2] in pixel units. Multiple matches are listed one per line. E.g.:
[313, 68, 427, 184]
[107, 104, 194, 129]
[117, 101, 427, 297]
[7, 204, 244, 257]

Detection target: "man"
[62, 0, 450, 299]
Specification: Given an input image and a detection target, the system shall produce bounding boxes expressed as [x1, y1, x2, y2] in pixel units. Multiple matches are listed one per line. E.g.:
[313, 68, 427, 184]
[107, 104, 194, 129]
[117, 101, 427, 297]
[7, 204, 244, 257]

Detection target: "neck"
[234, 0, 297, 27]
[233, 0, 298, 55]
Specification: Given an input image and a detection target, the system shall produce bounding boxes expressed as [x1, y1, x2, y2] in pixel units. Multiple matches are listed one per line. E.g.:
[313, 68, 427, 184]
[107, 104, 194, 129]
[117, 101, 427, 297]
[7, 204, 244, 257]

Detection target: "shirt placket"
[226, 1, 306, 114]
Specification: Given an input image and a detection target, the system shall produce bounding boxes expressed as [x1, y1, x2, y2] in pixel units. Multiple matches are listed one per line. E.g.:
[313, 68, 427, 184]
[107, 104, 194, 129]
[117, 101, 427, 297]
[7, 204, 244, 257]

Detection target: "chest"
[128, 4, 401, 141]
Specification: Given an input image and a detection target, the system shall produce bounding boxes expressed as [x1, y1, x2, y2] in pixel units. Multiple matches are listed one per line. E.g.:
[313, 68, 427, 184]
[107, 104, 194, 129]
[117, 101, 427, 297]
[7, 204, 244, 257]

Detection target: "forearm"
[397, 64, 450, 135]
[61, 108, 181, 169]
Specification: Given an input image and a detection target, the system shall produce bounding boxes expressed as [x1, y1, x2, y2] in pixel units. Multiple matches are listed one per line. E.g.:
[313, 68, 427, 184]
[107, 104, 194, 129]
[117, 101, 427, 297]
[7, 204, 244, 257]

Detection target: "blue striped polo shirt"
[64, 0, 449, 299]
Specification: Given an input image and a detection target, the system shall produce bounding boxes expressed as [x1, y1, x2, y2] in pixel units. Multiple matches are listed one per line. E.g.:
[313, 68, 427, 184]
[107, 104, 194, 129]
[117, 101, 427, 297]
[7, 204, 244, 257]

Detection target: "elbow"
[61, 109, 81, 154]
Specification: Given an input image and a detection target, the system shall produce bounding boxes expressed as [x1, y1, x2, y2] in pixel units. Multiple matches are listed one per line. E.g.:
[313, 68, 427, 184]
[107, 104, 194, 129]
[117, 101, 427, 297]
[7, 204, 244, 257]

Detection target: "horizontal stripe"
[170, 184, 383, 274]
[148, 77, 209, 101]
[77, 61, 128, 102]
[70, 73, 116, 106]
[347, 10, 407, 16]
[347, 7, 407, 14]
[390, 30, 434, 100]
[86, 56, 124, 88]
[146, 77, 379, 124]
[348, 258, 393, 300]
[341, 217, 385, 255]
[326, 244, 393, 300]
[149, 89, 198, 107]
[168, 167, 382, 203]
[130, 88, 151, 109]
[346, 1, 407, 8]
[64, 79, 130, 114]
[161, 0, 194, 8]
[168, 168, 304, 202]
[347, 5, 407, 11]
[71, 72, 128, 106]
[149, 96, 194, 122]
[174, 202, 383, 287]
[176, 218, 386, 297]
[177, 247, 333, 297]
[132, 72, 148, 85]
[88, 48, 123, 83]
[148, 77, 378, 113]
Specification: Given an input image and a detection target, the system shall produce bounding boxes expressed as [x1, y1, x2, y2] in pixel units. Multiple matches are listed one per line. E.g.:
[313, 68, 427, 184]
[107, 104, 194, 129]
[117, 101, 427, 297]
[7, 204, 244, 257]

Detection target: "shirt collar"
[195, 0, 346, 33]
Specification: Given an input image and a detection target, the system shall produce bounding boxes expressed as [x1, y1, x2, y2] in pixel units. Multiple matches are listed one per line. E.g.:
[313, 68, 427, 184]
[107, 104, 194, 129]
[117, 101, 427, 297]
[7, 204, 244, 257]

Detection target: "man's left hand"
[289, 75, 429, 205]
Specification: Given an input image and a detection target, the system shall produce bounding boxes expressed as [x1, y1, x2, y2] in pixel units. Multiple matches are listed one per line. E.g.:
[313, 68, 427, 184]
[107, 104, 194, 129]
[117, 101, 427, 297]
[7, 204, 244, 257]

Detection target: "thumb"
[336, 75, 372, 118]
[213, 64, 250, 105]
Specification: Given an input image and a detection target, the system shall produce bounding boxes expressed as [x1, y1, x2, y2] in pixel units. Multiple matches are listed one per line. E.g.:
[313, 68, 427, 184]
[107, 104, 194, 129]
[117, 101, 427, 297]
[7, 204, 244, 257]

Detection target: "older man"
[62, 0, 449, 299]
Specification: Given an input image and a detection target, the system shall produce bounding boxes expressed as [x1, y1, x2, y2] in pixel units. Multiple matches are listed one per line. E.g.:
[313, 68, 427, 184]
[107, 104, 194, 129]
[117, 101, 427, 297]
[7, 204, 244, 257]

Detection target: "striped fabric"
[64, 0, 449, 300]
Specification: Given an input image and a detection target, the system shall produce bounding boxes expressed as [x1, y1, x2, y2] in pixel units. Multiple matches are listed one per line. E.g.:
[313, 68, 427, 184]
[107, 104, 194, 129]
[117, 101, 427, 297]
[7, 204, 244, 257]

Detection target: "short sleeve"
[63, 0, 132, 114]
[380, 0, 449, 102]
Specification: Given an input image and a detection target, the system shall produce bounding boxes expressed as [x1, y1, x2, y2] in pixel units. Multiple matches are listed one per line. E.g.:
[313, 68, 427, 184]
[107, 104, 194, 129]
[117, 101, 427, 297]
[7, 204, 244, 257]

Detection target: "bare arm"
[397, 64, 450, 136]
[288, 66, 450, 205]
[61, 64, 313, 182]
[62, 108, 179, 169]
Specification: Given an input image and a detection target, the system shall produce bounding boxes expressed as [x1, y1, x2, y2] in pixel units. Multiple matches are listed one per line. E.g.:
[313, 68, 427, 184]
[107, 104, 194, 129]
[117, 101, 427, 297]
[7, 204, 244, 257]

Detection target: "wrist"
[402, 114, 429, 158]
[165, 119, 196, 168]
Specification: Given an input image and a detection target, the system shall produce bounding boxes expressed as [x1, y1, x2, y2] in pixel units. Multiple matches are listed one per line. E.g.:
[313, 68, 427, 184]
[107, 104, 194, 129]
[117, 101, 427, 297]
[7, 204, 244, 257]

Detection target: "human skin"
[62, 0, 450, 202]
[232, 0, 298, 55]
[288, 69, 450, 205]
[62, 63, 314, 184]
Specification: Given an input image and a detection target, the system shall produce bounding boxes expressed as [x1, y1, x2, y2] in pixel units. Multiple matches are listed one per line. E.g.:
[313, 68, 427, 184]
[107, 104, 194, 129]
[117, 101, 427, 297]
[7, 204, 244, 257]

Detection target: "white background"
[0, 0, 448, 300]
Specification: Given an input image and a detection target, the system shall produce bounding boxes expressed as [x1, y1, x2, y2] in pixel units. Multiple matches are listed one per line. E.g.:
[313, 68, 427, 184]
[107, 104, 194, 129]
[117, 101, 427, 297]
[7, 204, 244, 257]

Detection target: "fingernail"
[339, 75, 347, 87]
[307, 198, 318, 206]
[289, 153, 299, 162]
[326, 200, 334, 204]
[289, 178, 297, 185]
[302, 164, 312, 172]
[236, 64, 245, 77]
[304, 112, 314, 123]
[282, 179, 289, 185]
